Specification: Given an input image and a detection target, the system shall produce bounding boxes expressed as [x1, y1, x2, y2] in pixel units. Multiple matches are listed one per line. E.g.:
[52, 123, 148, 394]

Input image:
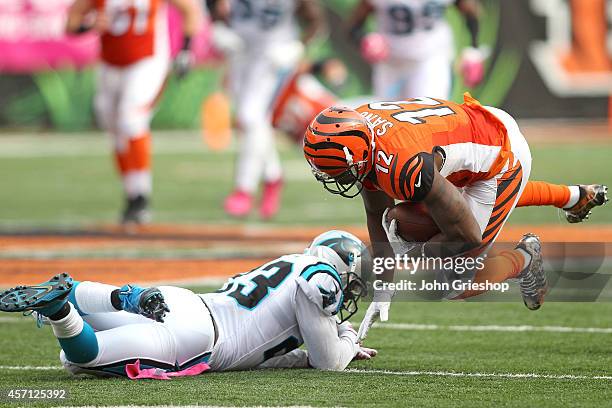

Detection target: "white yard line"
[3, 316, 611, 334]
[2, 365, 610, 381]
[345, 368, 612, 381]
[374, 322, 612, 334]
[0, 365, 62, 370]
[52, 406, 321, 408]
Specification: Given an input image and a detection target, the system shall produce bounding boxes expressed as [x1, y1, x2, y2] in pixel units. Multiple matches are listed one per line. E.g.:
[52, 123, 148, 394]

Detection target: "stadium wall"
[0, 0, 609, 130]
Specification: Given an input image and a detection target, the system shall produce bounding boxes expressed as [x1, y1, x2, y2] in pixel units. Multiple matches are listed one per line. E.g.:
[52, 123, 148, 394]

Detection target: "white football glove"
[382, 208, 416, 256]
[357, 288, 394, 341]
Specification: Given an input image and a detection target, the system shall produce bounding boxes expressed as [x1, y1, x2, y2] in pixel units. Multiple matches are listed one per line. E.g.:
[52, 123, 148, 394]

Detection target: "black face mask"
[337, 273, 368, 323]
[311, 162, 367, 199]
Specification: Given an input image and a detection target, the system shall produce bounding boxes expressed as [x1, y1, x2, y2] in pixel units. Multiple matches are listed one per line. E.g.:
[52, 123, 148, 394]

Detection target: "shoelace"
[22, 310, 46, 328]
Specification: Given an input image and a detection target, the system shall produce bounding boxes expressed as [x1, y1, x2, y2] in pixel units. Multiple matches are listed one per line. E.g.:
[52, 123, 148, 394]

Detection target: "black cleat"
[121, 195, 151, 225]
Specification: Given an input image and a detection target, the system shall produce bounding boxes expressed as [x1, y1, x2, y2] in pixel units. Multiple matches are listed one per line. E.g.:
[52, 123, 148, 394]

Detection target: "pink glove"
[360, 33, 389, 64]
[459, 47, 485, 88]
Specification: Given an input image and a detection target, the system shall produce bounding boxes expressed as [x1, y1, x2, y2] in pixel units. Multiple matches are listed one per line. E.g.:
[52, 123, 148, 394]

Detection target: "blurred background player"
[208, 0, 325, 219]
[348, 0, 484, 99]
[66, 0, 202, 225]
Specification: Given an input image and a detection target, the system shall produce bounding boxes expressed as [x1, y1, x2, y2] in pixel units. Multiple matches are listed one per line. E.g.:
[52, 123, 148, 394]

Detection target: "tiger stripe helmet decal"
[303, 107, 374, 198]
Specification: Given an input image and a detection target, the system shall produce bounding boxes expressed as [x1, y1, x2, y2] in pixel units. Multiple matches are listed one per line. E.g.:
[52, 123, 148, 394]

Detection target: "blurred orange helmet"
[303, 106, 374, 198]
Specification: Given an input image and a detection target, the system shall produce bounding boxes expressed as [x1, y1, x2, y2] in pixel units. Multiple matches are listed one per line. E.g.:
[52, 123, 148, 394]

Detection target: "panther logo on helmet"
[305, 230, 371, 322]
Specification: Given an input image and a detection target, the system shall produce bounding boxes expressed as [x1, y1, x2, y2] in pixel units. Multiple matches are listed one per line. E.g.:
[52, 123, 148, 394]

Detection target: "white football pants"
[60, 286, 215, 377]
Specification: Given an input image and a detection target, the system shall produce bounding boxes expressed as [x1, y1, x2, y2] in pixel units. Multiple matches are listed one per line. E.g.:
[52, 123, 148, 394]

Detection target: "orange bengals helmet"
[303, 106, 374, 198]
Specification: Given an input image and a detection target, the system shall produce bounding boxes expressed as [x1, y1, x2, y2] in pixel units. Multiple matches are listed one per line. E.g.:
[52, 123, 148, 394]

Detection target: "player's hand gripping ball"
[385, 202, 441, 243]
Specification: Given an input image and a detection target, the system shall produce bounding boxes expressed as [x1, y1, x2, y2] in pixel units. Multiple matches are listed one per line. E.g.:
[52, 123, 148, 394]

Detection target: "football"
[385, 202, 441, 243]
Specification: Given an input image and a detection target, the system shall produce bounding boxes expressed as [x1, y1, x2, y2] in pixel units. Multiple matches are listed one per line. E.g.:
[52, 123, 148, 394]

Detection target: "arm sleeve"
[294, 284, 359, 371]
[394, 152, 435, 202]
[257, 349, 310, 369]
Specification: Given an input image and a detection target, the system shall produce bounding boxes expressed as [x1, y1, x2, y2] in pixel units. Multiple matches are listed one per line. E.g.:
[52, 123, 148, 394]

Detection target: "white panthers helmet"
[305, 230, 371, 322]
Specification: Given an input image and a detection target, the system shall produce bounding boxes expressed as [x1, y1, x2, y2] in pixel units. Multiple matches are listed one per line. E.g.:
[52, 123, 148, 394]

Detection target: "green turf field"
[0, 133, 611, 226]
[1, 132, 611, 407]
[1, 299, 611, 407]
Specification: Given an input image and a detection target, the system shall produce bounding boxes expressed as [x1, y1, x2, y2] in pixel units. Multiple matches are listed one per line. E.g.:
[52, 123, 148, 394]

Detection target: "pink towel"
[126, 359, 210, 380]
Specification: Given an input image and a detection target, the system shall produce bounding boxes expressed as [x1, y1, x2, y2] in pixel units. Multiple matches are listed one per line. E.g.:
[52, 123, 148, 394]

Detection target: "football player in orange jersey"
[303, 94, 608, 340]
[66, 0, 202, 224]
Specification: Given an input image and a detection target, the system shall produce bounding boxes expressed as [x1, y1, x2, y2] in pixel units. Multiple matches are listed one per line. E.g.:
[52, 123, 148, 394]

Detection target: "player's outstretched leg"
[5, 277, 169, 326]
[515, 233, 548, 310]
[0, 273, 100, 364]
[517, 181, 608, 222]
[564, 184, 609, 223]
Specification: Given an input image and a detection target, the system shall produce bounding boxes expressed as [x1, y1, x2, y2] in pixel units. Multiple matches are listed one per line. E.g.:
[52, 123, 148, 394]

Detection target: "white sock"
[262, 140, 282, 183]
[124, 170, 152, 198]
[563, 185, 581, 209]
[51, 304, 84, 339]
[516, 248, 532, 270]
[75, 281, 119, 314]
[235, 125, 273, 193]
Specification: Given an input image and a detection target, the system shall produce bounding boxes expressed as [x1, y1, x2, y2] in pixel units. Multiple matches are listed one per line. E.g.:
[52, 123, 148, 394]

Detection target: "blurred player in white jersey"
[348, 0, 484, 99]
[209, 0, 324, 219]
[66, 0, 201, 225]
[0, 231, 376, 376]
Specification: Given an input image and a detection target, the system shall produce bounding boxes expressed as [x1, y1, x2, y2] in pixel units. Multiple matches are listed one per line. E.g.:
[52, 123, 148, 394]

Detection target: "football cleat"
[260, 179, 283, 220]
[121, 195, 151, 225]
[564, 184, 608, 223]
[224, 190, 253, 217]
[0, 273, 73, 316]
[515, 234, 547, 310]
[118, 285, 170, 323]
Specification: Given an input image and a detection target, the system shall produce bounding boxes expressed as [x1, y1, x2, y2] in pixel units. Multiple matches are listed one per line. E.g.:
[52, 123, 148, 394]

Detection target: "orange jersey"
[358, 94, 512, 201]
[272, 73, 338, 143]
[95, 0, 168, 66]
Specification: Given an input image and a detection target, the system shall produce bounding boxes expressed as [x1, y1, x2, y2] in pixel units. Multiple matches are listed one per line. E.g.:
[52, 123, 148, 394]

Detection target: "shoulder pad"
[296, 261, 344, 316]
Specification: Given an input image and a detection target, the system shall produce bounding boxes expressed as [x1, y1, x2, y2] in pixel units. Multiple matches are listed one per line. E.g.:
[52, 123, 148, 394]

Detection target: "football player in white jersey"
[0, 231, 376, 376]
[348, 0, 484, 99]
[208, 0, 325, 220]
